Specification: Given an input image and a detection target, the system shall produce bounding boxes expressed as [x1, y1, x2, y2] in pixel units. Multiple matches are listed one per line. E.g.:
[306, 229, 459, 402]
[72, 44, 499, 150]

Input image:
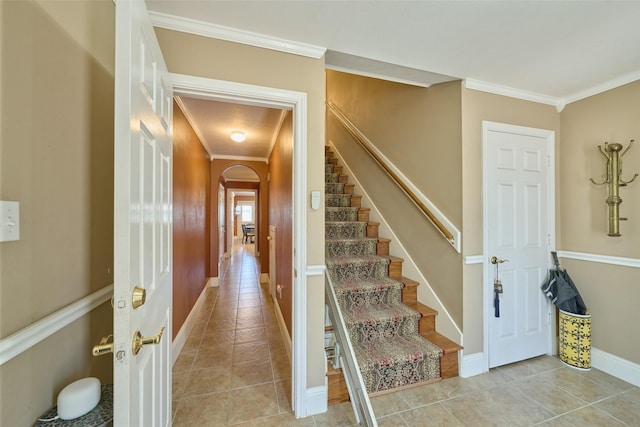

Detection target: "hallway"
[171, 241, 296, 425]
[171, 240, 640, 426]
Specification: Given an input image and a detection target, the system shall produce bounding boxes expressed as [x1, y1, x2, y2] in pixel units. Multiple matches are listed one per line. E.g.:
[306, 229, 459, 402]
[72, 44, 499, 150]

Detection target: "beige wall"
[326, 71, 465, 326]
[460, 87, 561, 354]
[559, 80, 640, 364]
[0, 1, 114, 424]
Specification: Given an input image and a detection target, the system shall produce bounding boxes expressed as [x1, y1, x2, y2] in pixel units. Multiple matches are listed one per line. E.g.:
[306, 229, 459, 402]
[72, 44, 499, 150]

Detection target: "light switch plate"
[0, 201, 20, 242]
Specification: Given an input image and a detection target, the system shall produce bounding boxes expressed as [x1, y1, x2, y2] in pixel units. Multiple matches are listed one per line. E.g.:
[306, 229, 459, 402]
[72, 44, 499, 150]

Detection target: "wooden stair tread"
[390, 276, 417, 286]
[404, 301, 438, 318]
[422, 331, 463, 354]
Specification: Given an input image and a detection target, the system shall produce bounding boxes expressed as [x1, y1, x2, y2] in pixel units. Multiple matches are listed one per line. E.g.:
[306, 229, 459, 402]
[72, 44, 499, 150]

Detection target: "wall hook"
[589, 139, 638, 236]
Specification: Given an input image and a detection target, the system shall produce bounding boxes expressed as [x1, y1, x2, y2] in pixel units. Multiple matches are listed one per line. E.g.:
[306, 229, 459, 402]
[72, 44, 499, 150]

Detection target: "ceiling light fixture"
[230, 131, 246, 143]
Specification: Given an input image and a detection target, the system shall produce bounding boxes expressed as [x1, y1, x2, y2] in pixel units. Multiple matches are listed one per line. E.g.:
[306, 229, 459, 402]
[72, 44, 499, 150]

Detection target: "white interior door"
[114, 0, 173, 425]
[483, 122, 554, 369]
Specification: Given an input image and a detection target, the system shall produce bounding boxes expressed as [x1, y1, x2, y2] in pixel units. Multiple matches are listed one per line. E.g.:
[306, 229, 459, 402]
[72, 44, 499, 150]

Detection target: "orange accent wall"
[211, 161, 269, 277]
[172, 101, 211, 339]
[268, 111, 294, 334]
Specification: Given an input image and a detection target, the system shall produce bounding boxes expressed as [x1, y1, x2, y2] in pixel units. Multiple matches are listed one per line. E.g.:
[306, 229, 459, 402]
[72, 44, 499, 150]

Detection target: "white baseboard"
[460, 352, 486, 378]
[260, 273, 270, 283]
[172, 283, 209, 366]
[458, 347, 640, 387]
[272, 294, 292, 359]
[592, 347, 640, 387]
[208, 277, 218, 287]
[304, 385, 328, 416]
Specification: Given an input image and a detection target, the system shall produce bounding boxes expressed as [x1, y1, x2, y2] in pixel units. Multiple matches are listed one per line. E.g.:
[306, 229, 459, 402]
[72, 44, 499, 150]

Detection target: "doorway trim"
[170, 73, 309, 416]
[228, 188, 258, 251]
[481, 120, 557, 372]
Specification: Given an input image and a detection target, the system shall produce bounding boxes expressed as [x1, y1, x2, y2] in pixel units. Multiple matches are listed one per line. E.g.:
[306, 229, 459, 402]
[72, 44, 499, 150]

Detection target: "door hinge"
[547, 155, 551, 167]
[547, 234, 551, 245]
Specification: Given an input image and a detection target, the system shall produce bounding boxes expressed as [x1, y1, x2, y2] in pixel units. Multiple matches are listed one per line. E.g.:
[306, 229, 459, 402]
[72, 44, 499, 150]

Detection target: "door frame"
[226, 188, 258, 250]
[170, 73, 308, 416]
[481, 120, 557, 371]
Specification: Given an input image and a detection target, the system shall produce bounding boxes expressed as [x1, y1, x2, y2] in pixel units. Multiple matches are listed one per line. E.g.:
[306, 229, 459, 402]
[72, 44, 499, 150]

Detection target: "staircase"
[325, 146, 462, 404]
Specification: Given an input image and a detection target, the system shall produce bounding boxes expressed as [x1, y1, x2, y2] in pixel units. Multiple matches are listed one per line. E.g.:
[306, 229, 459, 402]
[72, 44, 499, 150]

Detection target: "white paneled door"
[114, 0, 173, 425]
[483, 122, 554, 369]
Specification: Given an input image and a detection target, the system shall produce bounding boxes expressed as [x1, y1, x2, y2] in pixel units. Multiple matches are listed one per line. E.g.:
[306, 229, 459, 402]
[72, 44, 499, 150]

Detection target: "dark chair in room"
[241, 224, 255, 244]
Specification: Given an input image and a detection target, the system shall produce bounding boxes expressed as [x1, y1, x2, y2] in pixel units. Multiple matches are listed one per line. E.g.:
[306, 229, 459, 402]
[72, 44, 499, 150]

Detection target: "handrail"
[327, 101, 461, 252]
[325, 272, 377, 426]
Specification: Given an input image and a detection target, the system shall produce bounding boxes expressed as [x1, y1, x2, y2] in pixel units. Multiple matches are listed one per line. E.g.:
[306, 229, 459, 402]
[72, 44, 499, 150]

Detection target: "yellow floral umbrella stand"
[558, 309, 591, 370]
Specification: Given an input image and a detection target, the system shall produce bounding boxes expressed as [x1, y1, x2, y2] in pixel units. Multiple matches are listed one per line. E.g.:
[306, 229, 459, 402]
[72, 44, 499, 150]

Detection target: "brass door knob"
[132, 327, 165, 355]
[132, 286, 146, 309]
[92, 334, 114, 356]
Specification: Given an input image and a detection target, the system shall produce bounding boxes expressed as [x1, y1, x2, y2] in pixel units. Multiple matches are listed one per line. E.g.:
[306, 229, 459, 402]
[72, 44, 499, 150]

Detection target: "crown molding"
[563, 70, 640, 106]
[149, 11, 326, 59]
[174, 96, 214, 158]
[267, 110, 289, 161]
[464, 78, 565, 111]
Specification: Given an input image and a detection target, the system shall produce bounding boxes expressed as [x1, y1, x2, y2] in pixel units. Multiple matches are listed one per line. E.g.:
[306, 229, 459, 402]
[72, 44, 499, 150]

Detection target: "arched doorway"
[222, 165, 260, 256]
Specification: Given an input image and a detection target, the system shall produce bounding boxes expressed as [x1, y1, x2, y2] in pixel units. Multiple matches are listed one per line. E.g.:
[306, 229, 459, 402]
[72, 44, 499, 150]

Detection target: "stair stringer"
[327, 141, 463, 347]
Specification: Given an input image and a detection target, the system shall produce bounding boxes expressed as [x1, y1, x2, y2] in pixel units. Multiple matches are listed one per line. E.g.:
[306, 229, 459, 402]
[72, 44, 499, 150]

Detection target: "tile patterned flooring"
[172, 242, 640, 426]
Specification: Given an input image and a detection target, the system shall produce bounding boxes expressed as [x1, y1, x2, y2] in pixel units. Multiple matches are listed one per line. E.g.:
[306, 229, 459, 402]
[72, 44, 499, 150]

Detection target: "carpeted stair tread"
[326, 237, 378, 257]
[352, 334, 443, 393]
[326, 194, 352, 207]
[343, 303, 421, 343]
[325, 173, 340, 183]
[325, 183, 345, 194]
[326, 207, 359, 222]
[332, 277, 404, 310]
[326, 221, 367, 239]
[326, 255, 390, 281]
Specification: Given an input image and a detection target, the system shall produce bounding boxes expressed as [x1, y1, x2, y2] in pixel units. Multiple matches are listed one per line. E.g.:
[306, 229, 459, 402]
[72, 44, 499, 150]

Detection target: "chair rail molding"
[557, 250, 640, 268]
[463, 252, 640, 268]
[0, 285, 113, 366]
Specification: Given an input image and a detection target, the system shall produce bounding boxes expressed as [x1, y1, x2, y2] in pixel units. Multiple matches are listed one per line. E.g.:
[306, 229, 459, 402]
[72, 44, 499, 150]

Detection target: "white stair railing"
[325, 272, 378, 427]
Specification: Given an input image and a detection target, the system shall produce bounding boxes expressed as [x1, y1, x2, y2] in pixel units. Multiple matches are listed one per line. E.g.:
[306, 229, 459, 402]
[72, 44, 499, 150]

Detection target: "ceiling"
[176, 96, 286, 162]
[153, 1, 640, 161]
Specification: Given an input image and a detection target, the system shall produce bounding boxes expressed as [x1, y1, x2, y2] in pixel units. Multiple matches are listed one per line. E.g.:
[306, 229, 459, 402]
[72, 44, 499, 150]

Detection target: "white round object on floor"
[57, 377, 101, 420]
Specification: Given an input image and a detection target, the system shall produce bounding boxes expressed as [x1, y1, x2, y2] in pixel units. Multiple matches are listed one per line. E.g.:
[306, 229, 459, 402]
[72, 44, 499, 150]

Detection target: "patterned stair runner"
[325, 150, 442, 394]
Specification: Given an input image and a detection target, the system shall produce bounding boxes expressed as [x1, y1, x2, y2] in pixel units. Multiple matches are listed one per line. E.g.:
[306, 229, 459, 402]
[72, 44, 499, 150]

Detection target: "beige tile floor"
[172, 241, 640, 426]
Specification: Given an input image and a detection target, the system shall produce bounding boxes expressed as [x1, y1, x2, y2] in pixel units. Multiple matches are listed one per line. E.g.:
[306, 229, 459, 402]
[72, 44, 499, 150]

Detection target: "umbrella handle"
[551, 251, 560, 269]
